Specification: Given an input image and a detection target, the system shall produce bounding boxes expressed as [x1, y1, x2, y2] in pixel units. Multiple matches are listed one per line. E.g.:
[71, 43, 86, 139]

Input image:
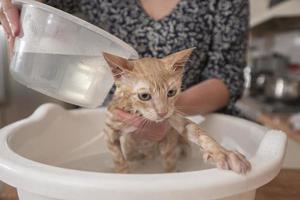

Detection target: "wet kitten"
[102, 48, 251, 174]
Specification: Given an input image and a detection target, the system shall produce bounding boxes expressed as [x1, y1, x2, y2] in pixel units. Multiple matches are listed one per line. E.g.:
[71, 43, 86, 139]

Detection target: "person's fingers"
[0, 12, 15, 57]
[2, 0, 20, 37]
[113, 109, 143, 127]
[0, 11, 13, 36]
[7, 35, 15, 58]
[113, 109, 132, 120]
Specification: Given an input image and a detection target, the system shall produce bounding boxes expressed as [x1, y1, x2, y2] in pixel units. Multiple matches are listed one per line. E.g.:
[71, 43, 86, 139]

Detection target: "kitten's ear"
[103, 52, 133, 79]
[162, 48, 195, 72]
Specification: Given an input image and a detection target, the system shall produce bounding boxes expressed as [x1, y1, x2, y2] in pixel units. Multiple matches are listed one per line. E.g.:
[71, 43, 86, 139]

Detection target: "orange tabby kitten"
[102, 48, 251, 174]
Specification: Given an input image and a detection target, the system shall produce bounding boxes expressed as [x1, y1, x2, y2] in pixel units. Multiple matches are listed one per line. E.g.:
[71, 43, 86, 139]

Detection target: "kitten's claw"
[202, 152, 210, 162]
[204, 149, 251, 174]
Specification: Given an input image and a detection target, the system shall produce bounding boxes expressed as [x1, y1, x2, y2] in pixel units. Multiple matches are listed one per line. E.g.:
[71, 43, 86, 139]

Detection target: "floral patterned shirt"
[46, 0, 249, 115]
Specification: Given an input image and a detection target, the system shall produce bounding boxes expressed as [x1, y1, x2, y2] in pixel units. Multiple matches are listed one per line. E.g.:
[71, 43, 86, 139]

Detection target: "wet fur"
[102, 49, 251, 174]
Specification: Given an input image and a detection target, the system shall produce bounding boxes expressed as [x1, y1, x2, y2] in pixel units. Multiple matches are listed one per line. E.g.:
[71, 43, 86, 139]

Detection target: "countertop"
[1, 169, 300, 200]
[238, 97, 300, 144]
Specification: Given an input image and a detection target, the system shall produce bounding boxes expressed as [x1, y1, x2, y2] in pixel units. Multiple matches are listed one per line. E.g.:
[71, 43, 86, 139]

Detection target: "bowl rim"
[0, 104, 287, 199]
[13, 0, 139, 59]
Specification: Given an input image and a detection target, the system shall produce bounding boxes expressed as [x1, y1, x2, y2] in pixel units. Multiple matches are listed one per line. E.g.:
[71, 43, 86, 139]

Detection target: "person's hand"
[0, 0, 20, 56]
[113, 109, 170, 141]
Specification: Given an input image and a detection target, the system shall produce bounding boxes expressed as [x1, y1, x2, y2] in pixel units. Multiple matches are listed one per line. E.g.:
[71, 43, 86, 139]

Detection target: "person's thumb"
[113, 109, 142, 127]
[2, 0, 20, 37]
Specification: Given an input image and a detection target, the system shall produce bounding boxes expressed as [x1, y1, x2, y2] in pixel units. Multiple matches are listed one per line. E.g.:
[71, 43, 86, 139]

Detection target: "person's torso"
[79, 0, 214, 88]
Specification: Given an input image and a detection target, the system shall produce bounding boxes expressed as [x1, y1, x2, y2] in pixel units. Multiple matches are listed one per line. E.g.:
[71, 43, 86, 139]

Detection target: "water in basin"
[59, 150, 213, 174]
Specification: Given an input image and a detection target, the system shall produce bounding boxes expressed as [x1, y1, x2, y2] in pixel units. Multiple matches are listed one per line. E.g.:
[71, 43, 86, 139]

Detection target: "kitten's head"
[103, 48, 194, 122]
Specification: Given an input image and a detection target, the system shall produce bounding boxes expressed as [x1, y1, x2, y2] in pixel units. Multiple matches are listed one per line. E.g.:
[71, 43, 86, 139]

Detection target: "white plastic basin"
[0, 103, 287, 200]
[10, 0, 138, 108]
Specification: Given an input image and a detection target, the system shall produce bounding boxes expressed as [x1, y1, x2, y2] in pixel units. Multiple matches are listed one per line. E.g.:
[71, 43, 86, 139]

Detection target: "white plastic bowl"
[0, 103, 287, 200]
[10, 0, 138, 108]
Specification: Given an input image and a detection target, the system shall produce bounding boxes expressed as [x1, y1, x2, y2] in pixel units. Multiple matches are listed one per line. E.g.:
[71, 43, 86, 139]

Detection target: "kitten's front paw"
[203, 149, 251, 174]
[115, 162, 130, 173]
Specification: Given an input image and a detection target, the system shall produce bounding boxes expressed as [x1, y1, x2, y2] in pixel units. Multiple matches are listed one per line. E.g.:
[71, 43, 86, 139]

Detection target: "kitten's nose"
[158, 111, 168, 118]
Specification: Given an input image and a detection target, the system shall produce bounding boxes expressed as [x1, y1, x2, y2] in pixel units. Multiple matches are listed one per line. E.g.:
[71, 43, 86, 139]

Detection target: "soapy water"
[10, 52, 113, 106]
[60, 149, 213, 174]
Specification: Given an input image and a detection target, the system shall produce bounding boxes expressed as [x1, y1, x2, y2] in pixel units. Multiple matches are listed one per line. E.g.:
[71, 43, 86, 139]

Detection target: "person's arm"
[177, 0, 249, 116]
[176, 78, 229, 115]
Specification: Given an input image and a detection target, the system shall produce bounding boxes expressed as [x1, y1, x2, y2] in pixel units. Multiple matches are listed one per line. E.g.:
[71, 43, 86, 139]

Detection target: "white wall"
[250, 0, 269, 21]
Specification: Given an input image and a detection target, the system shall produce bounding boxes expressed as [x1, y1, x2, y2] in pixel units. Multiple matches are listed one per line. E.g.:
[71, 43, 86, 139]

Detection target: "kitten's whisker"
[117, 114, 142, 127]
[138, 119, 149, 136]
[175, 105, 205, 109]
[112, 72, 127, 77]
[175, 108, 190, 116]
[128, 116, 145, 125]
[112, 71, 125, 76]
[143, 119, 151, 127]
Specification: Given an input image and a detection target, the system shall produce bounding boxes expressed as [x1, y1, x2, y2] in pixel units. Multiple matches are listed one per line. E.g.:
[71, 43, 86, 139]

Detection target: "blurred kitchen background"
[239, 0, 300, 199]
[0, 0, 300, 199]
[241, 0, 300, 167]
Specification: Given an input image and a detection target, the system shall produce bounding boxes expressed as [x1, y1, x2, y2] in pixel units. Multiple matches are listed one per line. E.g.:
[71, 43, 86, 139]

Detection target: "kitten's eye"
[167, 89, 177, 97]
[138, 93, 152, 101]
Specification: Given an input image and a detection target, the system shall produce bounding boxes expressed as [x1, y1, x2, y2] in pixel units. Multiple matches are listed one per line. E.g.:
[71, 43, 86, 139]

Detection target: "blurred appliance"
[247, 32, 300, 112]
[265, 77, 300, 102]
[248, 53, 300, 111]
[249, 53, 290, 97]
[0, 26, 73, 127]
